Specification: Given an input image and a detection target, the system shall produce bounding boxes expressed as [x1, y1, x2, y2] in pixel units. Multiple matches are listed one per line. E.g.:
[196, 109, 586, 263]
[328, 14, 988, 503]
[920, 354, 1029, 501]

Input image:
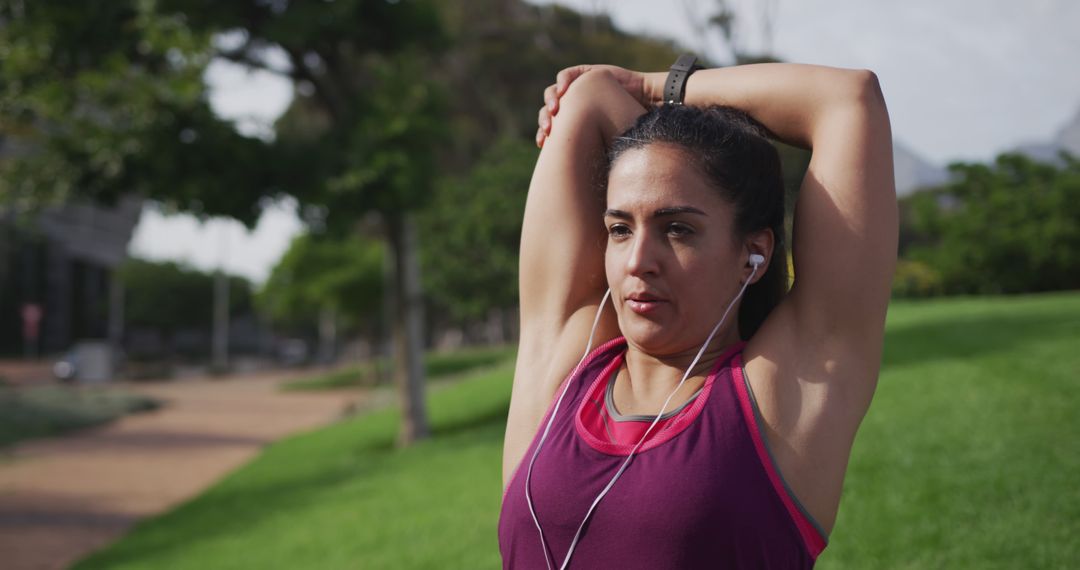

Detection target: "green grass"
[74, 292, 1080, 569]
[281, 345, 516, 391]
[819, 292, 1080, 569]
[0, 385, 161, 449]
[75, 360, 515, 570]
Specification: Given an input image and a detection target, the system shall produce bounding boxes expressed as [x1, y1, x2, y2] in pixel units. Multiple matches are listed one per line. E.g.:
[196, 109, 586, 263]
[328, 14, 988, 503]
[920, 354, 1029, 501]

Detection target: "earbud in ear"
[749, 254, 765, 267]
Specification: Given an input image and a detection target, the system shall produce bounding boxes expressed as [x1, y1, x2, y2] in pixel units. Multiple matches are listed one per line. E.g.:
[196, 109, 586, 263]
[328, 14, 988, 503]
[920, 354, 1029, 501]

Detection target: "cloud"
[128, 198, 304, 285]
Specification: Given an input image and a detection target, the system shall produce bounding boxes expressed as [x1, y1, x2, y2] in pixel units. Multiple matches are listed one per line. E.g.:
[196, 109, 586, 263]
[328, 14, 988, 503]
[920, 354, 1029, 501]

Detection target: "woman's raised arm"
[678, 63, 897, 535]
[504, 71, 645, 485]
[672, 64, 897, 403]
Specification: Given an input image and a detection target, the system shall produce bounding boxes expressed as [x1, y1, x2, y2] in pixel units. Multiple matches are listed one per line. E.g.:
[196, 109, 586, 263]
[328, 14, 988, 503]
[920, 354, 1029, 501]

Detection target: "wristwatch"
[664, 54, 704, 106]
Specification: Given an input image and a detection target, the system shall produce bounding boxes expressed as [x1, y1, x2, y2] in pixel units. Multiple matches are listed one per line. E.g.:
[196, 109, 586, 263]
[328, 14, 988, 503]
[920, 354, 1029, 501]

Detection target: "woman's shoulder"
[516, 302, 620, 400]
[502, 305, 620, 486]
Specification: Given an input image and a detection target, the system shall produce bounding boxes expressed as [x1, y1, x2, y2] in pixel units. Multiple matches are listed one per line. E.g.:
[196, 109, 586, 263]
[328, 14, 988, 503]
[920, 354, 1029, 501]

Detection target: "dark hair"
[608, 104, 789, 340]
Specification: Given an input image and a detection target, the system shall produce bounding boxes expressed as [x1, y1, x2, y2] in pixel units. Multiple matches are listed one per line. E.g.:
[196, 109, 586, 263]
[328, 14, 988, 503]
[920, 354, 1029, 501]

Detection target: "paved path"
[0, 371, 362, 570]
[0, 359, 53, 386]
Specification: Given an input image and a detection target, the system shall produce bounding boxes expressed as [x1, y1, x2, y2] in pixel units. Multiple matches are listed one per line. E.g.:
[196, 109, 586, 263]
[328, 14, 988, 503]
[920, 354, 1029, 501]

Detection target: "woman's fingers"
[556, 65, 591, 96]
[537, 105, 551, 133]
[536, 104, 553, 148]
[543, 83, 559, 114]
[538, 65, 608, 147]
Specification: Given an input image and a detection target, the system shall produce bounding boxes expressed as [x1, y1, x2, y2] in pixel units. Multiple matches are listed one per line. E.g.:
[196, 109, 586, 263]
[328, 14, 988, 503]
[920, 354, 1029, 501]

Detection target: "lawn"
[281, 345, 517, 391]
[74, 292, 1080, 569]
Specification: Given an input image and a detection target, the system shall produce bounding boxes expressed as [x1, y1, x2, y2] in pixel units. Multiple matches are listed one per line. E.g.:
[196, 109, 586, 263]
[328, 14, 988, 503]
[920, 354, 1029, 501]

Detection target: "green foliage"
[1, 0, 450, 226]
[419, 138, 535, 321]
[72, 293, 1080, 569]
[119, 258, 253, 332]
[902, 153, 1080, 294]
[3, 0, 706, 330]
[0, 1, 276, 223]
[890, 259, 944, 298]
[0, 385, 161, 448]
[436, 1, 683, 167]
[159, 0, 450, 228]
[256, 233, 384, 332]
[317, 55, 448, 219]
[415, 4, 692, 322]
[282, 344, 516, 391]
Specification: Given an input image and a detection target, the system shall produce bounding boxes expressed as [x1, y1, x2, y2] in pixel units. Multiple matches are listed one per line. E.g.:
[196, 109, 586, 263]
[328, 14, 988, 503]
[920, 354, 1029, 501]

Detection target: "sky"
[128, 0, 1080, 284]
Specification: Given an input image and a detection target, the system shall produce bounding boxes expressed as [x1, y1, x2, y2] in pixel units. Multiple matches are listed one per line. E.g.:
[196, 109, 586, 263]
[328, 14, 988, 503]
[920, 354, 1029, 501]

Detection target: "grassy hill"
[75, 292, 1080, 569]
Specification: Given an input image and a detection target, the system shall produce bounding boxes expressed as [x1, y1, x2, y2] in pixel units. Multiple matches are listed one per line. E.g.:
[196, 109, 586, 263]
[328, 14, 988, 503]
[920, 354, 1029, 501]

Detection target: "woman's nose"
[626, 233, 660, 276]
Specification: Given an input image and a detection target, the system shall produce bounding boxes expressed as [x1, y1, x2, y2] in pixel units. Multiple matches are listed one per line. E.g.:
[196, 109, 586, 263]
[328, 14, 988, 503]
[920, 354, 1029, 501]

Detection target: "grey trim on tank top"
[741, 365, 830, 542]
[604, 369, 706, 422]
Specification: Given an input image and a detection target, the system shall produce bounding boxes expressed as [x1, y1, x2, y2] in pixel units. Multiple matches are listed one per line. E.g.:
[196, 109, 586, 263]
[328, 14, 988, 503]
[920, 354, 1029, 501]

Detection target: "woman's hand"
[536, 65, 657, 148]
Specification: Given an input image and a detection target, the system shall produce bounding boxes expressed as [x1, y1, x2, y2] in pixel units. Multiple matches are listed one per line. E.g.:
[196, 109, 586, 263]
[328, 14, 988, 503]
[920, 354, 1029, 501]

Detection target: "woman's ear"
[743, 229, 775, 284]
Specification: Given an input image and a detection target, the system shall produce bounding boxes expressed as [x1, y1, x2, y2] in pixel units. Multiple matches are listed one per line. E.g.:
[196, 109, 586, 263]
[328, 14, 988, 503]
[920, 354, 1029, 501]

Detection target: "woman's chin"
[620, 319, 680, 353]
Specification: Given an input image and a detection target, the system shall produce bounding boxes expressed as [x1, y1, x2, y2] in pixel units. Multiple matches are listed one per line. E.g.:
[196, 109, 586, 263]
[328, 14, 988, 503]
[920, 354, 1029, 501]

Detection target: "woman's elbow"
[558, 69, 619, 112]
[849, 69, 888, 114]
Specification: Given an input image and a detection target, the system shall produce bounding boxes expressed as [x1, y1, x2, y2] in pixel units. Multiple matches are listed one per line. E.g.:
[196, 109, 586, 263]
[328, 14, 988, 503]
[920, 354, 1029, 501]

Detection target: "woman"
[499, 60, 896, 569]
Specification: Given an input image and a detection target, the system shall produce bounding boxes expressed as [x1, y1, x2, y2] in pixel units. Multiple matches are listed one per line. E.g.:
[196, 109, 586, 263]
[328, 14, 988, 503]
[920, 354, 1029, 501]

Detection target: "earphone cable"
[555, 264, 759, 570]
[524, 288, 612, 570]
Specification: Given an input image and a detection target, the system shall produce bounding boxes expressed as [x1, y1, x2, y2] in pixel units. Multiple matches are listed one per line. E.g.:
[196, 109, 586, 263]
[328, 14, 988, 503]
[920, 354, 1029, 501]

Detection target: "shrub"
[892, 259, 944, 298]
[901, 153, 1080, 294]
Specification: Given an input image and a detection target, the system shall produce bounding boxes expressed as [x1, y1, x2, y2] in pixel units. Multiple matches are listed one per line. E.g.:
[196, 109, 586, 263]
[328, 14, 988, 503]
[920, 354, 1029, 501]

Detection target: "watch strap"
[663, 54, 703, 105]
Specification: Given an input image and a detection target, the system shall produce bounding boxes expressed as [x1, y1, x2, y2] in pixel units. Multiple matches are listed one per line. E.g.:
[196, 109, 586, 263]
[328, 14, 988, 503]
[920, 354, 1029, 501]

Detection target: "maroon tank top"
[498, 337, 827, 569]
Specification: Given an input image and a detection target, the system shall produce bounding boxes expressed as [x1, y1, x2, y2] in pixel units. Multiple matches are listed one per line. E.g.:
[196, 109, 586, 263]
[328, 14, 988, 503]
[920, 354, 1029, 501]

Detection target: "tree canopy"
[419, 137, 534, 324]
[1, 0, 449, 224]
[900, 152, 1080, 295]
[256, 232, 384, 333]
[0, 1, 281, 222]
[2, 0, 754, 444]
[119, 258, 252, 333]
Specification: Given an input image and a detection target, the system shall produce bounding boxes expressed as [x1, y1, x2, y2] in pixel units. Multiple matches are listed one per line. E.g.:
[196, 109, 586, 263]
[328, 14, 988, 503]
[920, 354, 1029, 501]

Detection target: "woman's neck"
[619, 329, 742, 409]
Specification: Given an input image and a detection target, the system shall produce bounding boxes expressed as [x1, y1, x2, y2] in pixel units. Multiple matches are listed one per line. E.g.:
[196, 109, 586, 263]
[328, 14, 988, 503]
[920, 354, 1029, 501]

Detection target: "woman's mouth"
[626, 294, 666, 315]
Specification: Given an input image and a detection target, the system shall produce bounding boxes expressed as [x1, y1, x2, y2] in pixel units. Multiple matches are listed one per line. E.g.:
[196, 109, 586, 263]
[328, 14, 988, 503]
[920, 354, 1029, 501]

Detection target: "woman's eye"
[608, 224, 631, 239]
[667, 223, 694, 237]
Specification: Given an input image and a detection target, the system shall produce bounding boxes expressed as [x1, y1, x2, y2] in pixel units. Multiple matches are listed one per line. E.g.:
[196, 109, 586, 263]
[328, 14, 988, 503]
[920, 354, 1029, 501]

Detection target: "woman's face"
[605, 143, 749, 357]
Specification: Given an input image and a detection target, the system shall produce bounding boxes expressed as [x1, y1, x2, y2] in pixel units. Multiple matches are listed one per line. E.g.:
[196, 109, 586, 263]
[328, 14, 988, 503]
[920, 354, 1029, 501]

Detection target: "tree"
[902, 152, 1080, 294]
[0, 1, 275, 222]
[119, 258, 252, 354]
[422, 0, 810, 318]
[3, 0, 773, 445]
[420, 138, 533, 327]
[166, 0, 448, 445]
[418, 0, 688, 338]
[257, 233, 384, 360]
[2, 0, 448, 445]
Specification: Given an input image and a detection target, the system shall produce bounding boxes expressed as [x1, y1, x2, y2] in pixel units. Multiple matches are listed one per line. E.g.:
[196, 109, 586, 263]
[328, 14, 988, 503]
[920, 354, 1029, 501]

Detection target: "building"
[0, 196, 142, 358]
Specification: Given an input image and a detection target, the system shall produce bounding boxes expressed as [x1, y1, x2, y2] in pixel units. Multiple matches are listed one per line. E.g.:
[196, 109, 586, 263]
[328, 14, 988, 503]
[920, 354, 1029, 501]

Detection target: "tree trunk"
[212, 270, 229, 373]
[387, 213, 430, 445]
[317, 305, 338, 364]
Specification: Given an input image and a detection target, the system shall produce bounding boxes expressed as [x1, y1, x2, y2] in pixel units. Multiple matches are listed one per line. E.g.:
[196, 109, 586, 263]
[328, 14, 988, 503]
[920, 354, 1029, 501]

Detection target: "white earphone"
[525, 258, 764, 570]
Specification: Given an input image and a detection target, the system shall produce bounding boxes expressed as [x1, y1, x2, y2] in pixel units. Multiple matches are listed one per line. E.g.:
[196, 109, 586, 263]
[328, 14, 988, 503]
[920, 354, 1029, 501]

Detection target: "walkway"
[0, 370, 362, 570]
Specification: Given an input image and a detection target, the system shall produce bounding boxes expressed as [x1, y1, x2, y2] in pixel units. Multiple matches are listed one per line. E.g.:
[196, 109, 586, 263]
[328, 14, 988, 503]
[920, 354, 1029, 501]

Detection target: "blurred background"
[0, 1, 1077, 569]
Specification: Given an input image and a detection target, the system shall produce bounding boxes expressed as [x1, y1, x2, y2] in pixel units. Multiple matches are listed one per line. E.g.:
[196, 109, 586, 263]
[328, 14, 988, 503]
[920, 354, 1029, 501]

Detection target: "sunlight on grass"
[818, 292, 1080, 569]
[75, 292, 1080, 569]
